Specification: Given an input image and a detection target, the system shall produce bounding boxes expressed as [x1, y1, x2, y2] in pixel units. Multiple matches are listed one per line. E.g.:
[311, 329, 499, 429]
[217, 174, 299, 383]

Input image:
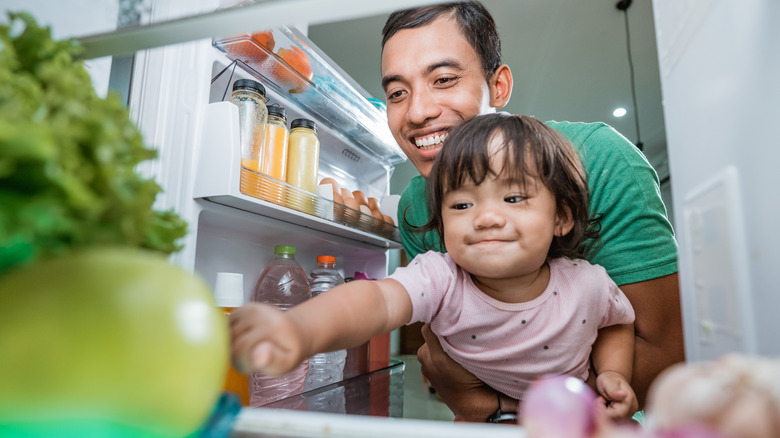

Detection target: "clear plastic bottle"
[250, 245, 311, 407]
[304, 257, 346, 389]
[305, 255, 347, 411]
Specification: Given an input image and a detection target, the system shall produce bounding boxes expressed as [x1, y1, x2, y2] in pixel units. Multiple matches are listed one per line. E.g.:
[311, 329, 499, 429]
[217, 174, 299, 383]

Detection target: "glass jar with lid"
[230, 79, 268, 172]
[258, 104, 289, 204]
[285, 118, 320, 214]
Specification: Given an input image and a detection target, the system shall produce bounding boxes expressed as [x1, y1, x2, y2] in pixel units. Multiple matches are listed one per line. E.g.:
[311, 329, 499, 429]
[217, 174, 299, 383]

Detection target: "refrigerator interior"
[191, 26, 405, 302]
[80, 0, 418, 417]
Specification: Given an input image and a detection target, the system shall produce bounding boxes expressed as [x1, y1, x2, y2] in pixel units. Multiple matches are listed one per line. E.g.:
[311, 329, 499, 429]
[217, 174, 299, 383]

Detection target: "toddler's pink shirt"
[389, 251, 635, 400]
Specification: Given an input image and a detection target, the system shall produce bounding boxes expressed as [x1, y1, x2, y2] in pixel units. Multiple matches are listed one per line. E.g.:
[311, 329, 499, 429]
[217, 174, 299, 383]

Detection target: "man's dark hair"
[381, 1, 502, 80]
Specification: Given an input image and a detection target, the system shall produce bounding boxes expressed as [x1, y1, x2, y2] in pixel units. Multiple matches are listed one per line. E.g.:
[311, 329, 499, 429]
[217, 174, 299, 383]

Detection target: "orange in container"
[270, 47, 314, 93]
[224, 31, 275, 68]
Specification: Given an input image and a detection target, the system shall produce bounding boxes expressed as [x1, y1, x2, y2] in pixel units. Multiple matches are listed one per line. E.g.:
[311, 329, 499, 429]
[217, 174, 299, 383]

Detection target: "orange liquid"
[259, 123, 289, 181]
[257, 123, 289, 205]
[221, 307, 250, 405]
[239, 159, 262, 200]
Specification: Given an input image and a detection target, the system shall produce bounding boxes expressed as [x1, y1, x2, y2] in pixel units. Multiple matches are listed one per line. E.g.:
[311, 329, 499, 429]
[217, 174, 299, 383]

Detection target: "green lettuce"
[0, 12, 187, 274]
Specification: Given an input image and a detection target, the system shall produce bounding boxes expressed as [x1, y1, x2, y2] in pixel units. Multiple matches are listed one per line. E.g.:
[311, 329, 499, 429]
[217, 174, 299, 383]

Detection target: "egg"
[367, 197, 384, 220]
[344, 196, 360, 212]
[319, 177, 341, 199]
[343, 196, 362, 226]
[340, 187, 354, 201]
[352, 190, 368, 207]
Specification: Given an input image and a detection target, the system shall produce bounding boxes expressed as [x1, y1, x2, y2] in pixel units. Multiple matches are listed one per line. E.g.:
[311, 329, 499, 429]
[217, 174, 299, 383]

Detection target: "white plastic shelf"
[194, 102, 402, 250]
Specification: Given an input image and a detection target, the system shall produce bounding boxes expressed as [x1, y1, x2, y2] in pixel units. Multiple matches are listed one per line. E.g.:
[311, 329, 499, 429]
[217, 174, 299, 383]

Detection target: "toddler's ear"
[554, 206, 574, 237]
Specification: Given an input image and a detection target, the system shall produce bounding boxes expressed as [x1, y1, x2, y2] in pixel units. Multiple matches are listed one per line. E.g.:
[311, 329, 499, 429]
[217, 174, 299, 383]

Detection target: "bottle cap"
[232, 79, 266, 96]
[274, 245, 296, 255]
[291, 118, 317, 133]
[214, 272, 244, 308]
[267, 104, 286, 120]
[316, 255, 336, 264]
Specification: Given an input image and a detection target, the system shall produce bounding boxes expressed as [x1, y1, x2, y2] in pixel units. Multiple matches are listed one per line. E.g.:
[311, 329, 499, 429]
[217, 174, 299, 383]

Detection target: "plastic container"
[285, 118, 320, 214]
[257, 104, 289, 205]
[250, 245, 311, 407]
[305, 256, 347, 398]
[214, 272, 250, 406]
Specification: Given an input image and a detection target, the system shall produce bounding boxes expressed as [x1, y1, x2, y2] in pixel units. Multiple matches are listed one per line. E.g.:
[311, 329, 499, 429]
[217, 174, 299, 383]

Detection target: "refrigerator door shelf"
[195, 102, 401, 249]
[214, 25, 405, 166]
[230, 409, 525, 438]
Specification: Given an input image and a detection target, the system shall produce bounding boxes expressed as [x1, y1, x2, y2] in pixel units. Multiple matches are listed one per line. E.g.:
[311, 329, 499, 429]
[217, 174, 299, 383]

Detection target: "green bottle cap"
[274, 245, 296, 255]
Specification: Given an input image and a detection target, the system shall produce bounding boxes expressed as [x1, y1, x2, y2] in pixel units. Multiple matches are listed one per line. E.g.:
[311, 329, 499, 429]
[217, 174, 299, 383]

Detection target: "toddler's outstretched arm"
[230, 278, 412, 376]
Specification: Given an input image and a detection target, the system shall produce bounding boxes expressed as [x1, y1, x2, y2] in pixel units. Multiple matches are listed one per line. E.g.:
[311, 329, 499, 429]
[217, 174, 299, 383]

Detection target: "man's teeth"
[415, 133, 448, 150]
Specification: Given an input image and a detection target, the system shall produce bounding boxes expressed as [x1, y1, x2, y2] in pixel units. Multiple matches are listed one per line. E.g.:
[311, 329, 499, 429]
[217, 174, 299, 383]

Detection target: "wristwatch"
[486, 392, 518, 424]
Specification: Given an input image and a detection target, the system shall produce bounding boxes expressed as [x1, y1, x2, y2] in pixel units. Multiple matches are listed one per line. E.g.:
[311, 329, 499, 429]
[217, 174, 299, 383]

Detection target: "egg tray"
[239, 167, 400, 243]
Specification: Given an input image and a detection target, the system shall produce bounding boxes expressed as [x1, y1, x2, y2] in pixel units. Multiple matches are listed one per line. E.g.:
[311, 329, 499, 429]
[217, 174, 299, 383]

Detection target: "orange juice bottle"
[257, 104, 289, 205]
[214, 272, 250, 406]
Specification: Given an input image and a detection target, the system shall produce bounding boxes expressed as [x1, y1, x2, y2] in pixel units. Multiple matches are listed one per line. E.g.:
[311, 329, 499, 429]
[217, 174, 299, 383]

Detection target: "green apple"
[0, 247, 228, 437]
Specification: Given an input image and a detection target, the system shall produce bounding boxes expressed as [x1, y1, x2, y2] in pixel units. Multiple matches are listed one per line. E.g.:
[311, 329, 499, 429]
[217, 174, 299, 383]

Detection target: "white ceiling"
[308, 0, 669, 181]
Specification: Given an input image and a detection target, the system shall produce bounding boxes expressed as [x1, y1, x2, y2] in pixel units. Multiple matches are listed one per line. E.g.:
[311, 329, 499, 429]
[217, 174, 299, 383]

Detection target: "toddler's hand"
[229, 302, 306, 376]
[595, 370, 638, 420]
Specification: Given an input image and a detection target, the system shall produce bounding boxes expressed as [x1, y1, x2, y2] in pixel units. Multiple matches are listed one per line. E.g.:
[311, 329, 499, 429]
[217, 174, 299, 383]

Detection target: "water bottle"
[305, 256, 347, 394]
[250, 245, 311, 407]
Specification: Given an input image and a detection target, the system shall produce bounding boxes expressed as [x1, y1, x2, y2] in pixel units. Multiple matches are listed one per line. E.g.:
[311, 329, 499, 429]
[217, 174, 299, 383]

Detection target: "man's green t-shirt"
[397, 120, 678, 286]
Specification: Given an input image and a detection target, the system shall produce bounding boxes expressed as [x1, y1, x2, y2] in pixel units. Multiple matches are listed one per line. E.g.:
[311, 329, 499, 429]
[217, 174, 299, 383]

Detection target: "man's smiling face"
[381, 16, 495, 178]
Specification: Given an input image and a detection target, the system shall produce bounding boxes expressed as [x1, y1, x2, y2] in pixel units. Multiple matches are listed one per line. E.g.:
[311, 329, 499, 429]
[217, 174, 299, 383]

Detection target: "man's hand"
[417, 323, 518, 421]
[229, 302, 306, 376]
[595, 370, 638, 420]
[620, 273, 685, 409]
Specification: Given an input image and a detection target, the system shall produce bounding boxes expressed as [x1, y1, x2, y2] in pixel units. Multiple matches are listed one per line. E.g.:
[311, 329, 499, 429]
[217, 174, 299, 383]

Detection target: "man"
[380, 1, 684, 421]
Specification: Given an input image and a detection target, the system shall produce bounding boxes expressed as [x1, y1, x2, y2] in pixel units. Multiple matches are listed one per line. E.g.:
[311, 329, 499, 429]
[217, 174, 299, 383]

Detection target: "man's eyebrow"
[381, 74, 402, 90]
[381, 58, 465, 91]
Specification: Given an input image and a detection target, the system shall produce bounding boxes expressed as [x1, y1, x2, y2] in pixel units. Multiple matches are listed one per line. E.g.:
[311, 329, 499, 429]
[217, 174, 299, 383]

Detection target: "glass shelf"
[195, 102, 401, 250]
[238, 167, 400, 243]
[214, 26, 406, 166]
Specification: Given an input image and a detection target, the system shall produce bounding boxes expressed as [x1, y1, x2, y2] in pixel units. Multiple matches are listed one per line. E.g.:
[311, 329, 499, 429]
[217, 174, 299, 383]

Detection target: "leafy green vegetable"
[0, 12, 188, 274]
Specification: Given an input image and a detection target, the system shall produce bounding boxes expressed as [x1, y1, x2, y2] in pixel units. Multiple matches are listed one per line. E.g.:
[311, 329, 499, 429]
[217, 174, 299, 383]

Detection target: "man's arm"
[417, 323, 518, 421]
[620, 272, 684, 410]
[416, 273, 684, 419]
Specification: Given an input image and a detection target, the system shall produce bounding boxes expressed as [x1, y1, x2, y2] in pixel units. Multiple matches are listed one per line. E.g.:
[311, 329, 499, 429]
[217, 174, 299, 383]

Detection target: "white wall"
[653, 0, 780, 360]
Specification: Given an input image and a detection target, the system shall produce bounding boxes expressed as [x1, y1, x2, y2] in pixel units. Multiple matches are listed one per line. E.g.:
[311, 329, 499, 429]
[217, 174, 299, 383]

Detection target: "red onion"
[520, 375, 598, 438]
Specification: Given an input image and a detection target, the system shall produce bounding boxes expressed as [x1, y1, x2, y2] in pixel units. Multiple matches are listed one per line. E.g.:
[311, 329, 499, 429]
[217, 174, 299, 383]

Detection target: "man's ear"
[489, 64, 513, 109]
[555, 206, 575, 237]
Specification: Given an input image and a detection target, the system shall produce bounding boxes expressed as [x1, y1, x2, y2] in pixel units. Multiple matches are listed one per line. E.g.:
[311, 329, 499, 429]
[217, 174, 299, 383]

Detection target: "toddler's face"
[440, 136, 570, 291]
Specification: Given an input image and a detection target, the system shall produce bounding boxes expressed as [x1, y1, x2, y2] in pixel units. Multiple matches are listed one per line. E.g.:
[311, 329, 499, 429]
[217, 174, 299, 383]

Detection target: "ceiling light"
[613, 107, 627, 118]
